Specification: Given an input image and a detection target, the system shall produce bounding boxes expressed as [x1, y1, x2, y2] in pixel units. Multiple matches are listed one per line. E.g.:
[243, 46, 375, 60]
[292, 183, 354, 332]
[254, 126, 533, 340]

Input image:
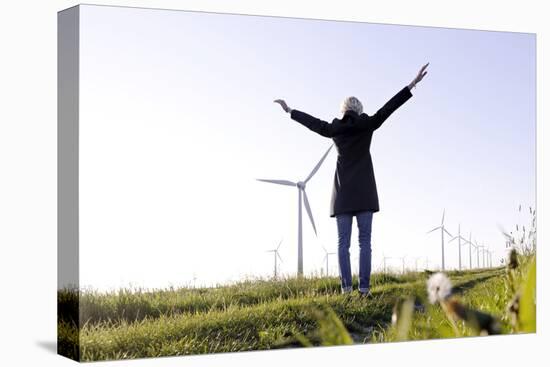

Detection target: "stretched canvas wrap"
[58, 4, 537, 362]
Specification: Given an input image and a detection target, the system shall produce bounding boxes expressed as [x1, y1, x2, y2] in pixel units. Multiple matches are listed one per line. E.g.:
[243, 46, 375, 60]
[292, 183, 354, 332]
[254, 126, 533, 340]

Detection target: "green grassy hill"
[58, 261, 535, 362]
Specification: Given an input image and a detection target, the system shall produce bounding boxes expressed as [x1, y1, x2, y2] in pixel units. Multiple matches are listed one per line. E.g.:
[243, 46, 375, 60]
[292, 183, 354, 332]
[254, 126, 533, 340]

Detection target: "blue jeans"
[336, 211, 373, 293]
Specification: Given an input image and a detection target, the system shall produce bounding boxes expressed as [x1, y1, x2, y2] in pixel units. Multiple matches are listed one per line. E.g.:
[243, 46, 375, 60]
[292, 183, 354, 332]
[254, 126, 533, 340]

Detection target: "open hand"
[274, 99, 292, 113]
[409, 62, 429, 89]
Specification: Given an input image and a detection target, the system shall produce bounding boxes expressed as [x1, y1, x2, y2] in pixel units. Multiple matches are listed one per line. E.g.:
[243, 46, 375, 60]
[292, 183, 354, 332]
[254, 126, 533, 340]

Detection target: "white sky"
[78, 5, 536, 290]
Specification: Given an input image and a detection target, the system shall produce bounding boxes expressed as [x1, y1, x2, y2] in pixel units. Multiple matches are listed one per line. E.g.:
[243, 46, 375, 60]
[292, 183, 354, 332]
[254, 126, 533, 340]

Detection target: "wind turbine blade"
[448, 236, 458, 243]
[444, 228, 453, 237]
[427, 226, 441, 234]
[321, 244, 328, 254]
[302, 190, 317, 235]
[277, 252, 283, 263]
[276, 239, 283, 251]
[441, 209, 446, 225]
[256, 179, 296, 187]
[304, 145, 333, 183]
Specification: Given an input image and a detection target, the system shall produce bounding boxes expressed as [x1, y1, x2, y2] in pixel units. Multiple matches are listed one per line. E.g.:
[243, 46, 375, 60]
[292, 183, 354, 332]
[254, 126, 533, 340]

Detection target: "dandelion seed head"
[427, 272, 452, 304]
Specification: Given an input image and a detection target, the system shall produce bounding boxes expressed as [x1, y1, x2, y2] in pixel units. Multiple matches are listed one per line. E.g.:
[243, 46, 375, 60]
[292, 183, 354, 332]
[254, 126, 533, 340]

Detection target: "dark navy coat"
[290, 86, 413, 217]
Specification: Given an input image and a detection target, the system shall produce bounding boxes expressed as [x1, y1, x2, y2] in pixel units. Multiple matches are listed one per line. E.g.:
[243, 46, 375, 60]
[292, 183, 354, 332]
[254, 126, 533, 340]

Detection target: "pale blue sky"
[79, 5, 535, 290]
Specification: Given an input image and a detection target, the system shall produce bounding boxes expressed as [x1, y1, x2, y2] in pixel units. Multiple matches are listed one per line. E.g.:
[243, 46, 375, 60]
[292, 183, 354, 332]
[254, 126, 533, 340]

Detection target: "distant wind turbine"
[427, 210, 453, 271]
[448, 224, 469, 270]
[257, 145, 334, 276]
[489, 249, 494, 267]
[266, 239, 283, 278]
[472, 241, 482, 268]
[462, 232, 474, 269]
[321, 245, 336, 276]
[413, 257, 423, 272]
[383, 255, 391, 273]
[477, 243, 486, 268]
[482, 247, 490, 268]
[399, 256, 406, 274]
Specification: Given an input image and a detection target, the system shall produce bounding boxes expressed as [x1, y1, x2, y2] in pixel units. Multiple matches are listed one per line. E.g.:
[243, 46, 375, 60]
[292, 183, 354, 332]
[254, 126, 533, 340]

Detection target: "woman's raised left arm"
[369, 62, 429, 130]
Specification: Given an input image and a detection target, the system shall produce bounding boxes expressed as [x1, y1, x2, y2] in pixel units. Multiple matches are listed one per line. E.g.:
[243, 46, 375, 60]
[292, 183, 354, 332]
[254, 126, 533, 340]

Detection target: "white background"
[0, 0, 547, 366]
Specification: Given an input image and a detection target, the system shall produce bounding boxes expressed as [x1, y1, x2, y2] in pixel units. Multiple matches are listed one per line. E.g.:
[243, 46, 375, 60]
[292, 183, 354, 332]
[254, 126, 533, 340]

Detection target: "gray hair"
[340, 96, 363, 115]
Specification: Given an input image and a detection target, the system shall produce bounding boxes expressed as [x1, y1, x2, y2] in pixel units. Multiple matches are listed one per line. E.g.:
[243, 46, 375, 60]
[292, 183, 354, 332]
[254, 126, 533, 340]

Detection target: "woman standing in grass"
[274, 63, 429, 296]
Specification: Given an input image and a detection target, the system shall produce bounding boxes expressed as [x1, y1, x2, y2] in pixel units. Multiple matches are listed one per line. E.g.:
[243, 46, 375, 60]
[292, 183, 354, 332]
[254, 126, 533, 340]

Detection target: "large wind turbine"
[266, 239, 283, 278]
[427, 210, 453, 271]
[449, 224, 468, 270]
[257, 145, 334, 276]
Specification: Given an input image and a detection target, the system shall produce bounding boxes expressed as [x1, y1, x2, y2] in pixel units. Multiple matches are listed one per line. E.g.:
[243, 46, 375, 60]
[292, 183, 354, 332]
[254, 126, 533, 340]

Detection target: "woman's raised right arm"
[289, 109, 333, 138]
[274, 99, 333, 138]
